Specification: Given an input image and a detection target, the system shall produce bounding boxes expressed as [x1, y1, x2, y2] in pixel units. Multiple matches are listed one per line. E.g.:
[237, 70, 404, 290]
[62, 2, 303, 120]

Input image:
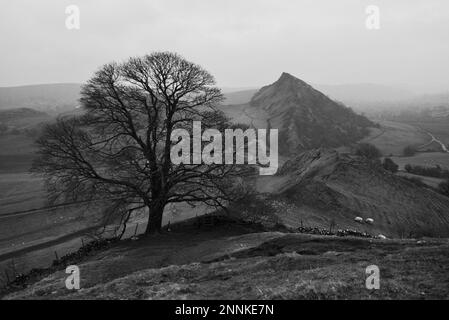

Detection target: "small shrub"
[438, 180, 449, 197]
[355, 143, 382, 160]
[382, 158, 399, 173]
[403, 145, 417, 157]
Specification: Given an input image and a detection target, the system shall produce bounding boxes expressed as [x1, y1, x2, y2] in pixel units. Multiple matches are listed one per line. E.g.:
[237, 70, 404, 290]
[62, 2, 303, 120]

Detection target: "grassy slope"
[0, 129, 98, 263]
[0, 108, 53, 173]
[0, 173, 45, 214]
[4, 224, 449, 300]
[397, 172, 445, 189]
[361, 119, 449, 187]
[255, 149, 449, 238]
[0, 110, 102, 266]
[406, 119, 449, 147]
[0, 134, 39, 173]
[361, 120, 429, 156]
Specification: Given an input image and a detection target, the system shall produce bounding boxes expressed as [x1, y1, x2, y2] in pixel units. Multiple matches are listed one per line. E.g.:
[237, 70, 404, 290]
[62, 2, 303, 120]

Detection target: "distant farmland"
[361, 120, 429, 156]
[406, 119, 449, 149]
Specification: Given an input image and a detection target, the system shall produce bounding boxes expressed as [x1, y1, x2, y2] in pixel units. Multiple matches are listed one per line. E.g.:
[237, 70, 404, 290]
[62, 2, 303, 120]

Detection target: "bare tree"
[32, 52, 242, 234]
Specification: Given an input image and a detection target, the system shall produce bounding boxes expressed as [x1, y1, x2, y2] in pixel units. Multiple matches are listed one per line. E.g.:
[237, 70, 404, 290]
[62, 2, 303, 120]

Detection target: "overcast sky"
[0, 0, 448, 92]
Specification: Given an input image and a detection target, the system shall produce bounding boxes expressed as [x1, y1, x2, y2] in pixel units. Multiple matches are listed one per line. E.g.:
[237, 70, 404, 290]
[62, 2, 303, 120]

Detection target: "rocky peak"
[248, 72, 374, 154]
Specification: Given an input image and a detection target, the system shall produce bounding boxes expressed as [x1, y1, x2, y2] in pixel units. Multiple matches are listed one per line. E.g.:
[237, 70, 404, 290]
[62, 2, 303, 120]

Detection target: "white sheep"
[365, 218, 374, 224]
[377, 234, 387, 240]
[354, 217, 363, 223]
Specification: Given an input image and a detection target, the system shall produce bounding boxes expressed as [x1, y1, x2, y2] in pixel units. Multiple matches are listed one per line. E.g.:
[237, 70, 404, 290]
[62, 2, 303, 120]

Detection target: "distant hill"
[222, 83, 421, 112]
[222, 83, 449, 118]
[223, 89, 258, 105]
[0, 108, 48, 121]
[314, 83, 414, 107]
[0, 107, 52, 133]
[0, 83, 81, 113]
[409, 92, 449, 109]
[221, 73, 375, 154]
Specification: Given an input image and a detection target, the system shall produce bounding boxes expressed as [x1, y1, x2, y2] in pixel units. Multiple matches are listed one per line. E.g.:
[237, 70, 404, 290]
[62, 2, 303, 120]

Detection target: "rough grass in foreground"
[4, 226, 449, 300]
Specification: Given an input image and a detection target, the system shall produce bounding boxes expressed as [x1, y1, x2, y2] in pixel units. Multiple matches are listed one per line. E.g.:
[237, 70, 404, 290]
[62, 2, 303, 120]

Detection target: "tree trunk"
[145, 201, 165, 234]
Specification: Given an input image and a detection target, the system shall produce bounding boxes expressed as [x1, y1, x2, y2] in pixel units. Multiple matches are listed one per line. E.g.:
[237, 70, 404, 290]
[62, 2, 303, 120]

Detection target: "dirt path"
[365, 127, 386, 142]
[419, 130, 448, 152]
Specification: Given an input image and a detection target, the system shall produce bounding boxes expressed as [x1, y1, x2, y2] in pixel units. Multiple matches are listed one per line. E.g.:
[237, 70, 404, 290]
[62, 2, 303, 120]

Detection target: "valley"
[1, 75, 449, 299]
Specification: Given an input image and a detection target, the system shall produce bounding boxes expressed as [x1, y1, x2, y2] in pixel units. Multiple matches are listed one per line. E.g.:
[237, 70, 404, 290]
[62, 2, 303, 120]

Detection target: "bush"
[404, 164, 449, 179]
[438, 180, 449, 197]
[0, 123, 7, 134]
[355, 143, 382, 160]
[403, 145, 417, 157]
[382, 158, 399, 173]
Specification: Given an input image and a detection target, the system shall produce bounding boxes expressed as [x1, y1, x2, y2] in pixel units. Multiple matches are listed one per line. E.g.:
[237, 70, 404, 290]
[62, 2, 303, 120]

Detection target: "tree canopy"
[354, 143, 382, 160]
[33, 52, 244, 234]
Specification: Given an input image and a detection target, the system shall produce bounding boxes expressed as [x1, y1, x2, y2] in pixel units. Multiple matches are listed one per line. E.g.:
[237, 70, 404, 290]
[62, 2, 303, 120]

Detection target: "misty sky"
[0, 0, 448, 92]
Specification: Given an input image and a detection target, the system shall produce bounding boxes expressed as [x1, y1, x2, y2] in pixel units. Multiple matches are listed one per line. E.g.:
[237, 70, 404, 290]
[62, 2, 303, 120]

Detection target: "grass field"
[0, 134, 37, 173]
[361, 120, 429, 156]
[0, 127, 104, 276]
[0, 173, 45, 215]
[360, 119, 449, 173]
[406, 119, 449, 148]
